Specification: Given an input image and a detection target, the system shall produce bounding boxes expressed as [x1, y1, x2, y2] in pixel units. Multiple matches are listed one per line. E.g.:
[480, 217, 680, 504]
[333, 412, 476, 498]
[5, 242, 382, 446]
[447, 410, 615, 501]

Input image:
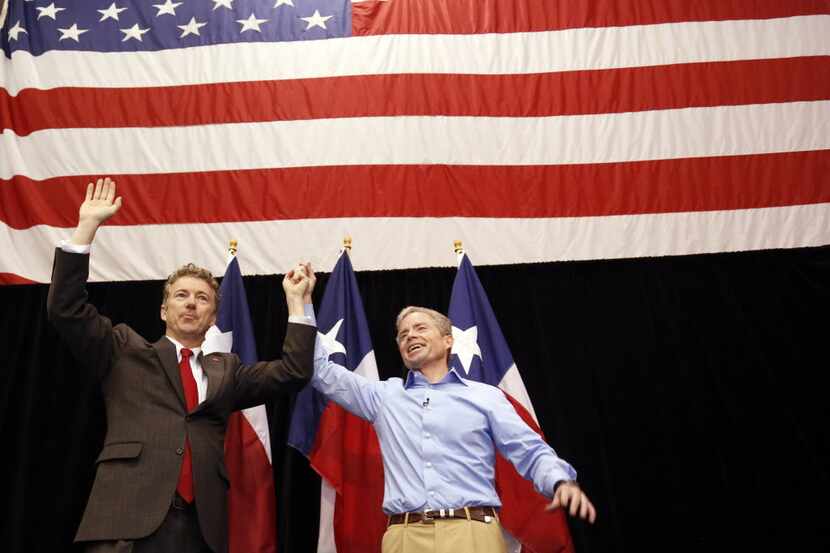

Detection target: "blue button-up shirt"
[311, 345, 577, 514]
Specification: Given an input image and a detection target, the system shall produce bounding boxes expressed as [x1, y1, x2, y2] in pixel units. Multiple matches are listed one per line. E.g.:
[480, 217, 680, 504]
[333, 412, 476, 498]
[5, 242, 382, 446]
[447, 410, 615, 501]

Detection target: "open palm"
[79, 177, 122, 224]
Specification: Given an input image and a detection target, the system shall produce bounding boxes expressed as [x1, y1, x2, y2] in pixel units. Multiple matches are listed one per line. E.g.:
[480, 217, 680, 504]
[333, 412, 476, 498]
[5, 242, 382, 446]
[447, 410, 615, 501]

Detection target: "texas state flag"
[287, 251, 386, 553]
[203, 255, 277, 553]
[449, 253, 574, 553]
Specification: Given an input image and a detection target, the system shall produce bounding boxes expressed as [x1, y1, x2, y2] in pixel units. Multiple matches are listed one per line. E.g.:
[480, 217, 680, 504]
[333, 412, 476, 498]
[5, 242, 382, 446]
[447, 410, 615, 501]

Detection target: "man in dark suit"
[47, 177, 316, 553]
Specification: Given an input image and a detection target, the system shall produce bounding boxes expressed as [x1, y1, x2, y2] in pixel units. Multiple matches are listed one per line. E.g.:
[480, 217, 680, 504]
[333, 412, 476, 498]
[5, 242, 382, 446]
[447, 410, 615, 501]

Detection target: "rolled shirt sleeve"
[487, 388, 577, 498]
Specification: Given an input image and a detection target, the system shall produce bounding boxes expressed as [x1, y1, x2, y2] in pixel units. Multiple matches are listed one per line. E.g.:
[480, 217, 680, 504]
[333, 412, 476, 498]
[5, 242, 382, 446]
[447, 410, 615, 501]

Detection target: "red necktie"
[176, 348, 198, 503]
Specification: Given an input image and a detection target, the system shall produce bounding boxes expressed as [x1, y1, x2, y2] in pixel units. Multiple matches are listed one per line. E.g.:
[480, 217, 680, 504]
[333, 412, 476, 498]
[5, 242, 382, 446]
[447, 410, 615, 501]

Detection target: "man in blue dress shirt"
[302, 265, 595, 553]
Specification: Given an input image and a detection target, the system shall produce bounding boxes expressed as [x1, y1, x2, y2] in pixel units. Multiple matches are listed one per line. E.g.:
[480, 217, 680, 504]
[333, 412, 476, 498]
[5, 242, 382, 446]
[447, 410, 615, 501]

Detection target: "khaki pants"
[382, 515, 507, 553]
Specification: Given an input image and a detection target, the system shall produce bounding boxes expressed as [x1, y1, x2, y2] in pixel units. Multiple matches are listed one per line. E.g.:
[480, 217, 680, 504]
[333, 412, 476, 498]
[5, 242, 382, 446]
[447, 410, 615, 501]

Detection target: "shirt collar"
[404, 367, 469, 388]
[165, 335, 202, 361]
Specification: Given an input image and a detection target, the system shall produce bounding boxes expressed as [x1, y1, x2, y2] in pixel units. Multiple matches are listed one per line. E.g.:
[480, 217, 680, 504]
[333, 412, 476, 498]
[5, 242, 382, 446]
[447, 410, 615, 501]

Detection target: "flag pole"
[0, 1, 8, 32]
[453, 240, 464, 265]
[229, 239, 238, 257]
[343, 236, 352, 255]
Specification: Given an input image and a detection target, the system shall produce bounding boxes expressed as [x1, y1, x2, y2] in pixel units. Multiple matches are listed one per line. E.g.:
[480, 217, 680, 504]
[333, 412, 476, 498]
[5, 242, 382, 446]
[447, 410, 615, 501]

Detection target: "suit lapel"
[195, 352, 227, 412]
[152, 337, 186, 409]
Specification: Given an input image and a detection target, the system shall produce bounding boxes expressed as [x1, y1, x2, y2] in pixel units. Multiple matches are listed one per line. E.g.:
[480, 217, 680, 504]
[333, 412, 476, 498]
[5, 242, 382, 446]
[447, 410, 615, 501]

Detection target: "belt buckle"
[421, 509, 435, 524]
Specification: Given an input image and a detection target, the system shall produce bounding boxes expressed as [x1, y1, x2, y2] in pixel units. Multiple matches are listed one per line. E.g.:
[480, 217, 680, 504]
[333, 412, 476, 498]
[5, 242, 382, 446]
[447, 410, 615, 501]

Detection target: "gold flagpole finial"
[229, 239, 238, 256]
[343, 236, 352, 252]
[453, 240, 464, 254]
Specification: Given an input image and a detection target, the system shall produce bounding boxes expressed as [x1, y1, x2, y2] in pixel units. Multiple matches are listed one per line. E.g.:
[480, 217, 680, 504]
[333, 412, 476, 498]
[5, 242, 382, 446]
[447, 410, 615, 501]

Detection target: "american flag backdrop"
[1, 1, 830, 285]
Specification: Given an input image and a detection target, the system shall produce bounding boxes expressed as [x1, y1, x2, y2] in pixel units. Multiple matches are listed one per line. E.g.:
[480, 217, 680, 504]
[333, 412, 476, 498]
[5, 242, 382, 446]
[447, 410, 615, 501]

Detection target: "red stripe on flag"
[2, 151, 828, 229]
[224, 412, 277, 553]
[0, 273, 37, 285]
[4, 57, 829, 136]
[497, 392, 574, 553]
[353, 0, 830, 36]
[310, 403, 387, 553]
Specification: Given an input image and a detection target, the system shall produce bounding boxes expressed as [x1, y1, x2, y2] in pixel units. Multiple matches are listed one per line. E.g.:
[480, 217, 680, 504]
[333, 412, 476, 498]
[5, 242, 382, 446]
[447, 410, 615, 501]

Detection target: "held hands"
[300, 262, 316, 304]
[283, 262, 316, 303]
[546, 481, 596, 524]
[283, 264, 310, 299]
[282, 262, 316, 317]
[71, 177, 123, 245]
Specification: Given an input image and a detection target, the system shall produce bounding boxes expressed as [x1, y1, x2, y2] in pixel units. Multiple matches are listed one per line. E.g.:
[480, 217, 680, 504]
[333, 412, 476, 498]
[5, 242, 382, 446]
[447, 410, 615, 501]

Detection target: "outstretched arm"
[300, 261, 384, 423]
[488, 389, 596, 523]
[48, 178, 126, 380]
[231, 265, 315, 409]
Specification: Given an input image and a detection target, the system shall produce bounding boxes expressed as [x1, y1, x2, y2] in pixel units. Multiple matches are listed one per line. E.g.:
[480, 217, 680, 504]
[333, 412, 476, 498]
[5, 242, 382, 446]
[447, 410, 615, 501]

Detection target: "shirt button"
[426, 462, 433, 468]
[424, 433, 431, 439]
[429, 491, 435, 497]
[176, 447, 184, 455]
[185, 415, 192, 422]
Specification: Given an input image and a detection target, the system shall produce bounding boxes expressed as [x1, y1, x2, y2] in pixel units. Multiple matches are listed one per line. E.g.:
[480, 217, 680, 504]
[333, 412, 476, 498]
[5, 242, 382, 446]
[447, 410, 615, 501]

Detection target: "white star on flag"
[97, 2, 127, 22]
[451, 325, 482, 374]
[236, 13, 268, 33]
[319, 319, 347, 358]
[121, 23, 150, 42]
[212, 0, 234, 10]
[57, 23, 88, 42]
[36, 3, 66, 20]
[178, 17, 207, 38]
[8, 20, 27, 41]
[300, 9, 333, 30]
[152, 0, 182, 17]
[274, 0, 294, 7]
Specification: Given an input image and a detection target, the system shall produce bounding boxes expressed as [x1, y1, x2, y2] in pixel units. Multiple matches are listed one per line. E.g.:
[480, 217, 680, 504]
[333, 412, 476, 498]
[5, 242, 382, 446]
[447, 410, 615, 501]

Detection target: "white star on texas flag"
[451, 325, 482, 374]
[319, 319, 346, 357]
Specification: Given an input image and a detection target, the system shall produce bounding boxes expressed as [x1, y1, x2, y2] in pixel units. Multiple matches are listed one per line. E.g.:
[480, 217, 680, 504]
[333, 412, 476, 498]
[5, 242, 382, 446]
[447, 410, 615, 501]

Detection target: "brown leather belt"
[388, 506, 498, 526]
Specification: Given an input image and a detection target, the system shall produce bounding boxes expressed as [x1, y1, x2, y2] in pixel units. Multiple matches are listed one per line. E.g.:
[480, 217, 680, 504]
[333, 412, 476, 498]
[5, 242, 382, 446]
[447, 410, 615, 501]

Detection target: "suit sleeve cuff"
[59, 240, 91, 255]
[288, 314, 315, 327]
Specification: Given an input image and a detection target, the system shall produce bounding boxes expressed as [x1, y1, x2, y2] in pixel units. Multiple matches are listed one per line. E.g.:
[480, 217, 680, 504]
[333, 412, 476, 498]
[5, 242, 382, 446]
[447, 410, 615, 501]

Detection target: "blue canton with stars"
[1, 0, 351, 57]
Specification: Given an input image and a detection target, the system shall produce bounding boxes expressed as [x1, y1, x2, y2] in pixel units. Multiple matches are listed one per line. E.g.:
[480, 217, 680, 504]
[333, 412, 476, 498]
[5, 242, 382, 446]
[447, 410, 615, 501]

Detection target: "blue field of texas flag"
[449, 253, 573, 553]
[287, 251, 386, 553]
[203, 255, 277, 553]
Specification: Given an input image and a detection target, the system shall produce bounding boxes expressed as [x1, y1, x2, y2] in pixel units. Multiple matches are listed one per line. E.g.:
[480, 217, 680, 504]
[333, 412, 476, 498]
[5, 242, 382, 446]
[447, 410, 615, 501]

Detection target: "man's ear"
[444, 334, 454, 351]
[160, 303, 167, 322]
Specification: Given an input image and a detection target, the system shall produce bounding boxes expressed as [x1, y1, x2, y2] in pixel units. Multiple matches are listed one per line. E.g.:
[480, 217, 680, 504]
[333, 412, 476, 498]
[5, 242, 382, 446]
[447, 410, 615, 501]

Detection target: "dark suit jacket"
[47, 248, 315, 553]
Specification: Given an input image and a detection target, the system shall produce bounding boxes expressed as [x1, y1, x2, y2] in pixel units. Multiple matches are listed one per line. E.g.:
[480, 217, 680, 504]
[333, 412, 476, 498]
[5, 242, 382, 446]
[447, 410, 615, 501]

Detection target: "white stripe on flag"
[4, 101, 829, 180]
[242, 405, 272, 464]
[3, 16, 828, 94]
[317, 480, 337, 553]
[498, 364, 539, 425]
[5, 204, 829, 283]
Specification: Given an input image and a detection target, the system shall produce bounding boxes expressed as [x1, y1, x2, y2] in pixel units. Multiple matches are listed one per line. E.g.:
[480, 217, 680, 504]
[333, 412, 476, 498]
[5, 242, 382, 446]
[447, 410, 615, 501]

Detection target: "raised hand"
[283, 264, 310, 317]
[300, 262, 316, 305]
[71, 177, 123, 245]
[80, 178, 122, 225]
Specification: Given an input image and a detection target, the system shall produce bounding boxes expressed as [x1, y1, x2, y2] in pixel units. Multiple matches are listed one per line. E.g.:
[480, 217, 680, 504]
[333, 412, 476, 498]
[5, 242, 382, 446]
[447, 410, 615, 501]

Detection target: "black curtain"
[1, 246, 828, 553]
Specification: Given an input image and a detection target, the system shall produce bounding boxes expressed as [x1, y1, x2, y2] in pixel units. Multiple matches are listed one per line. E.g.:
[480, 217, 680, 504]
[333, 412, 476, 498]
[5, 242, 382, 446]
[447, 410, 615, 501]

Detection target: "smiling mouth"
[407, 344, 424, 354]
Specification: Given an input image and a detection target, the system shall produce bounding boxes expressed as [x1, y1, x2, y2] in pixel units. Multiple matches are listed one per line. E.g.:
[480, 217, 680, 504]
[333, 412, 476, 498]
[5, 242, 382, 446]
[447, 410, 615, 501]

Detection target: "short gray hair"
[395, 306, 452, 341]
